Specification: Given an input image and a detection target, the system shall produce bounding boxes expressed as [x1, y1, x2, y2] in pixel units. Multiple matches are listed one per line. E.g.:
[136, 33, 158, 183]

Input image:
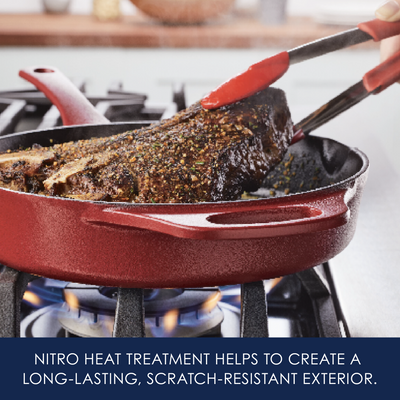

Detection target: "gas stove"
[0, 77, 371, 339]
[3, 264, 342, 338]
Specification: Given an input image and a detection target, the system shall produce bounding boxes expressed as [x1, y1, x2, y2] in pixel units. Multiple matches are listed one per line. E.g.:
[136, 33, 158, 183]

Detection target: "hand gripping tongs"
[200, 18, 400, 143]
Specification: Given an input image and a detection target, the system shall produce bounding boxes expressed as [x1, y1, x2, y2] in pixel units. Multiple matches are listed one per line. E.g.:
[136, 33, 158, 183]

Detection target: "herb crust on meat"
[0, 87, 293, 203]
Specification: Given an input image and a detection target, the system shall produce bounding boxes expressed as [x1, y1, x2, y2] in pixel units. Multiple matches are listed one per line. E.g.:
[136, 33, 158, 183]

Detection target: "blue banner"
[0, 338, 397, 399]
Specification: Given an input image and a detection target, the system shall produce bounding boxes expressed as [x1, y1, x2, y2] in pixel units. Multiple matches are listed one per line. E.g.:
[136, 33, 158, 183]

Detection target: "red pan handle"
[19, 66, 110, 126]
[82, 191, 349, 240]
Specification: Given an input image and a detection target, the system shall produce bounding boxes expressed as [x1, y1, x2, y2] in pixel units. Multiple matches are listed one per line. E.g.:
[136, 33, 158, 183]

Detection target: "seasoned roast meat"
[0, 87, 293, 203]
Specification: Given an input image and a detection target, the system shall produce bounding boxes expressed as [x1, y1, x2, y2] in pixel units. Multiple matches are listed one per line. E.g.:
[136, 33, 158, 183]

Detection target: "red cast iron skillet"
[0, 67, 369, 288]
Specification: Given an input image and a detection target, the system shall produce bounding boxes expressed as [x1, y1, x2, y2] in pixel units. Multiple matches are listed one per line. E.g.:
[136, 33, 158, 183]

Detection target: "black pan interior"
[0, 122, 147, 151]
[0, 123, 366, 200]
[251, 136, 365, 199]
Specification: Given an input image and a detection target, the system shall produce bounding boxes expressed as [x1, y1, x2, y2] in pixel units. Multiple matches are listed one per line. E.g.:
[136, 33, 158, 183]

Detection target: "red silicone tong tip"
[290, 129, 305, 145]
[201, 52, 290, 109]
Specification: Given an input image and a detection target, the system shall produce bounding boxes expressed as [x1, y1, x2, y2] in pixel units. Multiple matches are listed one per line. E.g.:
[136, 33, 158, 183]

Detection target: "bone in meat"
[0, 87, 293, 203]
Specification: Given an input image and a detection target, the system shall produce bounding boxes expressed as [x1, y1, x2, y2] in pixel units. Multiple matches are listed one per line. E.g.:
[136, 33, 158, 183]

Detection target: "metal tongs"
[290, 48, 400, 143]
[201, 18, 400, 109]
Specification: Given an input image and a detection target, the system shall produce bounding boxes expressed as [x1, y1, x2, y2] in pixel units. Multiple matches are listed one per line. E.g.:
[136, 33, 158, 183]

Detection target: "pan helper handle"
[82, 190, 349, 240]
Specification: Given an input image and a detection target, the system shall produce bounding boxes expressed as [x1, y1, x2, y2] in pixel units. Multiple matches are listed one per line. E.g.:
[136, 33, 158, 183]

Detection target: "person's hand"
[375, 1, 400, 61]
[376, 0, 400, 21]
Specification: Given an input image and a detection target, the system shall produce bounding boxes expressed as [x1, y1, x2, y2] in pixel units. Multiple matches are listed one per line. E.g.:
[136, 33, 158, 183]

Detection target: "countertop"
[0, 13, 380, 48]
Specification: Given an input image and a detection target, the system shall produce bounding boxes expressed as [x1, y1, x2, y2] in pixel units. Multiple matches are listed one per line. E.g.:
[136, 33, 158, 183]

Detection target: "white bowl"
[42, 0, 71, 14]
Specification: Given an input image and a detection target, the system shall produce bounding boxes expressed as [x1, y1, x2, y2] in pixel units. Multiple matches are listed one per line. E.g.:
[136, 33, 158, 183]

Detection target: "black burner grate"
[0, 79, 184, 135]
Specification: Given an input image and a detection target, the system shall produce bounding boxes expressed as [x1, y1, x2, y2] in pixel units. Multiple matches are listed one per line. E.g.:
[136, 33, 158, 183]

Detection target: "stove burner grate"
[0, 263, 343, 338]
[0, 79, 184, 135]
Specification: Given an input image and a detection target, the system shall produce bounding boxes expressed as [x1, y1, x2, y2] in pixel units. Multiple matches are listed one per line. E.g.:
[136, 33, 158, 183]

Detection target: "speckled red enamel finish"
[0, 66, 369, 288]
[0, 173, 367, 288]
